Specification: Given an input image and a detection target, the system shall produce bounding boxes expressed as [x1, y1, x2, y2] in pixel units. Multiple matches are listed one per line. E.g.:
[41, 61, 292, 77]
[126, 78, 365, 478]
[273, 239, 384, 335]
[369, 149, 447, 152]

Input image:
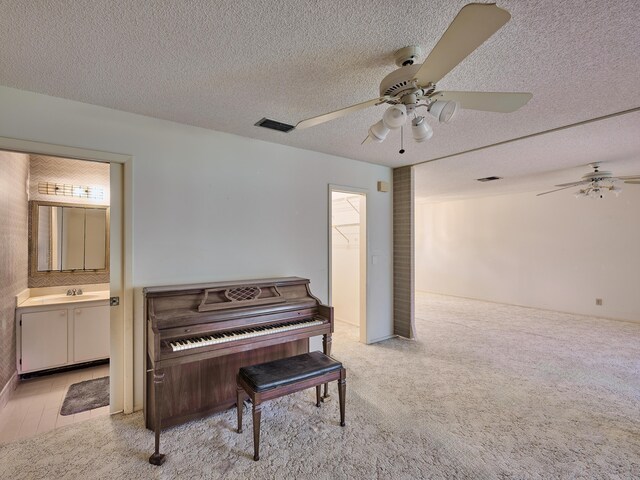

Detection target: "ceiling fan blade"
[554, 180, 590, 188]
[536, 184, 583, 197]
[617, 175, 640, 180]
[296, 96, 390, 130]
[413, 3, 511, 86]
[430, 91, 532, 113]
[624, 180, 640, 184]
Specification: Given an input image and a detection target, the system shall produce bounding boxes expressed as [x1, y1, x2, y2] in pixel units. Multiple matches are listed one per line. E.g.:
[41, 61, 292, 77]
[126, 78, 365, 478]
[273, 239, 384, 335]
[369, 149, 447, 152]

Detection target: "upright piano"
[144, 277, 333, 465]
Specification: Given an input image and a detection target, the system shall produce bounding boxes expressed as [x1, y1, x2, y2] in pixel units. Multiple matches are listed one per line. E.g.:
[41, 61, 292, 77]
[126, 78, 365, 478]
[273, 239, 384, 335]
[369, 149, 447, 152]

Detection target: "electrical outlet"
[595, 298, 603, 306]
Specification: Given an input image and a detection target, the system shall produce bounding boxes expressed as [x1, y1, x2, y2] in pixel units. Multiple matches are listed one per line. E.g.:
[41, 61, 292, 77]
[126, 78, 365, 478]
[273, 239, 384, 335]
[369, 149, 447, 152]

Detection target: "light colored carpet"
[0, 292, 638, 479]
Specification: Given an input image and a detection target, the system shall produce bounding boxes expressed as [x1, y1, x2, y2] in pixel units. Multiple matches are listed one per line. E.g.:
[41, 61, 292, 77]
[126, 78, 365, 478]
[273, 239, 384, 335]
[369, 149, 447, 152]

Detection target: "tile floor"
[0, 364, 110, 445]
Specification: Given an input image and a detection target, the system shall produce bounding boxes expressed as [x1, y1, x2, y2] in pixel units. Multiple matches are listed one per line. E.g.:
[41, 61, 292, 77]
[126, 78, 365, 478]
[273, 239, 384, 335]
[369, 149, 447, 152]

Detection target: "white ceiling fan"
[294, 3, 532, 146]
[537, 163, 640, 198]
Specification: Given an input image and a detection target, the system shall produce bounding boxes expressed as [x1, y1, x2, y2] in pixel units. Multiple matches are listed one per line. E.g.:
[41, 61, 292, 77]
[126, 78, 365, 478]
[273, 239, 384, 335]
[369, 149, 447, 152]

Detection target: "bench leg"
[338, 377, 346, 427]
[252, 403, 262, 461]
[316, 385, 321, 407]
[236, 384, 243, 434]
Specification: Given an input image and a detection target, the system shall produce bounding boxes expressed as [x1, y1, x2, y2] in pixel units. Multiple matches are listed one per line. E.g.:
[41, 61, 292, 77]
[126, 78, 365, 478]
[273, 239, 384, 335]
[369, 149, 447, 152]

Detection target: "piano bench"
[236, 351, 346, 461]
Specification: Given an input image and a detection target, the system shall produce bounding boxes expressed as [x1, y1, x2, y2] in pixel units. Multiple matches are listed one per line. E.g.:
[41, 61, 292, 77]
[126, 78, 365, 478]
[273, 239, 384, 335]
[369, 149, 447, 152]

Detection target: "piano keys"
[144, 277, 333, 465]
[167, 317, 326, 352]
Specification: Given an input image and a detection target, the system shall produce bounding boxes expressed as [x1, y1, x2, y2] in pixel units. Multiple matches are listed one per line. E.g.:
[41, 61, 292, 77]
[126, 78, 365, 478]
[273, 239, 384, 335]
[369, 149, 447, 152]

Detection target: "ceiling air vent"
[476, 176, 502, 182]
[255, 118, 295, 133]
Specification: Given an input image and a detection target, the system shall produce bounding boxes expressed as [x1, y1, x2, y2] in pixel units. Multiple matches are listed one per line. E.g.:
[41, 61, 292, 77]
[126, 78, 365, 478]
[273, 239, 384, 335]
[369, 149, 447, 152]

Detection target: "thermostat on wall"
[377, 181, 389, 192]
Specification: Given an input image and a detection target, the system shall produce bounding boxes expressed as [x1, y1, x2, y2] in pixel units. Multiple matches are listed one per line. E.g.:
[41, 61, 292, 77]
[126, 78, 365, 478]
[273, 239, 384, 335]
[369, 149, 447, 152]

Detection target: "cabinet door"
[73, 305, 110, 362]
[21, 310, 68, 372]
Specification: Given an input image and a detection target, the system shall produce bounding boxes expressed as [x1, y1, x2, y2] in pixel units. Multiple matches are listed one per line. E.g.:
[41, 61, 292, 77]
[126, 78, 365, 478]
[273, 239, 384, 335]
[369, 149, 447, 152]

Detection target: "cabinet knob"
[76, 310, 82, 315]
[60, 311, 66, 316]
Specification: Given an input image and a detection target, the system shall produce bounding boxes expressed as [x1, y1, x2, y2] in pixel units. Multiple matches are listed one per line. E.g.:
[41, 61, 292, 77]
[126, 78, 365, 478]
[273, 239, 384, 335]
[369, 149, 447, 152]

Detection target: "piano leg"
[322, 333, 332, 401]
[316, 385, 321, 407]
[338, 372, 346, 427]
[149, 370, 166, 466]
[252, 403, 262, 461]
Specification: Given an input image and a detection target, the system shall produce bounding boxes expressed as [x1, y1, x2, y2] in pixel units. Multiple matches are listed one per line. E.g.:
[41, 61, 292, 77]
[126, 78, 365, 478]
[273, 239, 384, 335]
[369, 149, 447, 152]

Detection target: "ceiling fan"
[294, 3, 532, 147]
[537, 163, 640, 198]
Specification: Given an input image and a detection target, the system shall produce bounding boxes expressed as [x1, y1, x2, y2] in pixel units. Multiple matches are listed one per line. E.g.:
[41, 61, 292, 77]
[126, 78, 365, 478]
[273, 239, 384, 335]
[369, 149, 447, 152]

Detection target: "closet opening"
[329, 188, 367, 344]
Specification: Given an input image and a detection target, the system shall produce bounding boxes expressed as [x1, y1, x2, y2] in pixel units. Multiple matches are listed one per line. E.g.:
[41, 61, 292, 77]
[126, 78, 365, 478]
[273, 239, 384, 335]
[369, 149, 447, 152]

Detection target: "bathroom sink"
[19, 291, 110, 307]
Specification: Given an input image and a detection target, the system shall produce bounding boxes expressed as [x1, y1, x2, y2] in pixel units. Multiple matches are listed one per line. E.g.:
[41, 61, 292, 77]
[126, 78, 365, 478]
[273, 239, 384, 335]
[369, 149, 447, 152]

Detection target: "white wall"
[416, 189, 640, 322]
[0, 86, 393, 411]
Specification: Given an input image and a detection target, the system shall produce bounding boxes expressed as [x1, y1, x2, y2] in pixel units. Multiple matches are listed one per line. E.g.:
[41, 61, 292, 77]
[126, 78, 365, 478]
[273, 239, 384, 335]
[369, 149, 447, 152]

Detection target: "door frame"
[0, 136, 133, 414]
[328, 185, 368, 343]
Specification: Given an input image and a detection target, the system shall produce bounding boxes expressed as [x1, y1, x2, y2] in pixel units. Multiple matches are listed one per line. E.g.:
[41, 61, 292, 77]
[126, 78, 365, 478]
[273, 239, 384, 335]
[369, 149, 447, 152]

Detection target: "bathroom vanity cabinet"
[16, 299, 110, 374]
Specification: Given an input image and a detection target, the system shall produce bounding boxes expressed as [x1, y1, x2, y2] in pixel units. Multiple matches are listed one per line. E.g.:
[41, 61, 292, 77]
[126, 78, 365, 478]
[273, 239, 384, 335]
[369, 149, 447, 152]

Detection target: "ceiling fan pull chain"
[399, 126, 405, 154]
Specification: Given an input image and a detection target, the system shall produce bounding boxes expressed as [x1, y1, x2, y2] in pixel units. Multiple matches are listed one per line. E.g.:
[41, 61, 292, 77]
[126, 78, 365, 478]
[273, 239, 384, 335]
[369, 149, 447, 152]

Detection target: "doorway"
[0, 138, 129, 445]
[329, 187, 367, 343]
[0, 152, 113, 443]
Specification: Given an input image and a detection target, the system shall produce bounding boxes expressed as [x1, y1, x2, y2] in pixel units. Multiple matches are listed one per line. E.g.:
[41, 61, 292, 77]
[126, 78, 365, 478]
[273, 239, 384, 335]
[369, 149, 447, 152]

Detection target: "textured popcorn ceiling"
[0, 0, 639, 197]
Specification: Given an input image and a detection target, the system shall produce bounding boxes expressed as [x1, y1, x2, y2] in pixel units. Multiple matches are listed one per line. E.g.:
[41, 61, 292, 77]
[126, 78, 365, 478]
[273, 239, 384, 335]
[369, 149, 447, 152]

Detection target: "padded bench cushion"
[239, 351, 342, 393]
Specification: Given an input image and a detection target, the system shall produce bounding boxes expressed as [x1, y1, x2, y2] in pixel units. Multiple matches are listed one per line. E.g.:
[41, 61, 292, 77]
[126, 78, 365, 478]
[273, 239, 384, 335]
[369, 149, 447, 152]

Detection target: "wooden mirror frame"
[28, 200, 110, 284]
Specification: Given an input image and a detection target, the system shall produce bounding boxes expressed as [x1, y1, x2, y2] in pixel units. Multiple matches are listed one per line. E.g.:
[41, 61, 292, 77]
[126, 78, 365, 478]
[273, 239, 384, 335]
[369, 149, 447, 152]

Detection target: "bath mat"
[60, 376, 109, 415]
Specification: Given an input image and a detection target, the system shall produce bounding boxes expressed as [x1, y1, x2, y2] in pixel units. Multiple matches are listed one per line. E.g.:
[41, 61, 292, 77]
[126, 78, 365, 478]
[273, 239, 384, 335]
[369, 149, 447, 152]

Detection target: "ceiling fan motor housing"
[379, 64, 424, 97]
[582, 171, 612, 181]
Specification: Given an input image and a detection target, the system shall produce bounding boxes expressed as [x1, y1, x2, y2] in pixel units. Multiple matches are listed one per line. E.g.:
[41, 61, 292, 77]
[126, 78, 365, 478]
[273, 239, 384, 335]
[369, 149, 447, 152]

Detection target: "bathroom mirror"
[29, 201, 109, 275]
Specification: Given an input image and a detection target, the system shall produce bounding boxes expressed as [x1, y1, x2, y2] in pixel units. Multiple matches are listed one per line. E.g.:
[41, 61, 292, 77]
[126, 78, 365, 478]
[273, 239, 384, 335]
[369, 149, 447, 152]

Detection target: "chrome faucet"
[66, 288, 81, 296]
[67, 289, 74, 296]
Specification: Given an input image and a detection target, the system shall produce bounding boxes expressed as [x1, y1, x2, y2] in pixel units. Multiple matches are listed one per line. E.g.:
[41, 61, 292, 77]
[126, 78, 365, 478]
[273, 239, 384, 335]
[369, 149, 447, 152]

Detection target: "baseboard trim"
[367, 333, 397, 345]
[415, 289, 640, 325]
[0, 371, 18, 411]
[334, 316, 359, 328]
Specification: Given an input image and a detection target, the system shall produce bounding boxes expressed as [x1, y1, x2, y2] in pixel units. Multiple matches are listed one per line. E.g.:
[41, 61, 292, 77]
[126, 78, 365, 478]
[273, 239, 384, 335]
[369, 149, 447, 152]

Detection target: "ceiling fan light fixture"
[411, 116, 433, 143]
[368, 120, 390, 142]
[588, 187, 604, 199]
[428, 100, 458, 123]
[382, 104, 407, 129]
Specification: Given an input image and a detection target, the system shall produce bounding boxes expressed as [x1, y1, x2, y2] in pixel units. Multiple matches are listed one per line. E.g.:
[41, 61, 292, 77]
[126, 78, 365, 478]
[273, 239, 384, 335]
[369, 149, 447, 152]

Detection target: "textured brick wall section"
[393, 166, 415, 339]
[0, 151, 29, 397]
[29, 155, 110, 206]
